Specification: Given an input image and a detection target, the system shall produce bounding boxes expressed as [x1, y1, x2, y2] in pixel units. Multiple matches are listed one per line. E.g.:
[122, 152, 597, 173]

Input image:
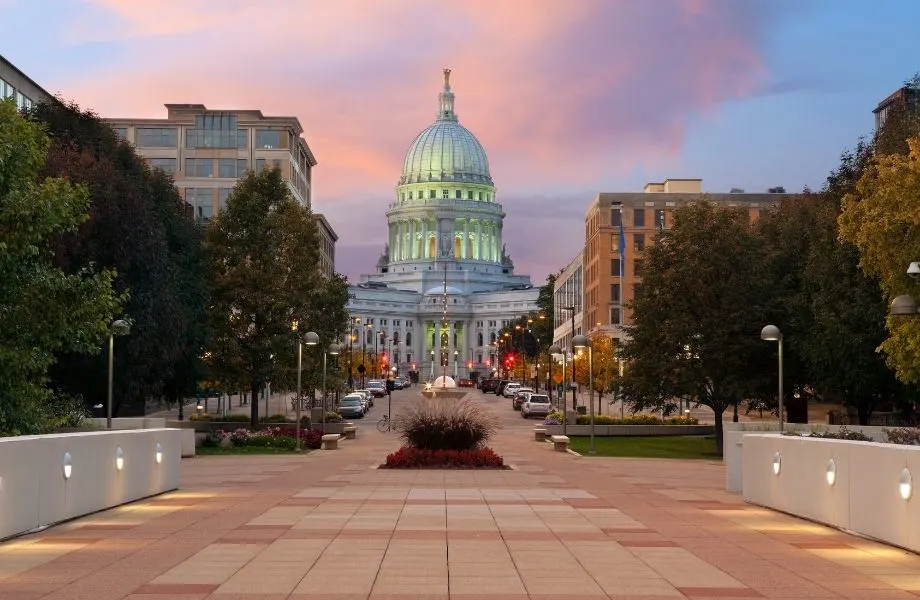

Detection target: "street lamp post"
[548, 344, 561, 406]
[560, 306, 577, 412]
[760, 325, 784, 428]
[429, 350, 435, 381]
[296, 328, 319, 451]
[453, 350, 459, 379]
[573, 335, 595, 455]
[322, 342, 341, 433]
[106, 318, 131, 429]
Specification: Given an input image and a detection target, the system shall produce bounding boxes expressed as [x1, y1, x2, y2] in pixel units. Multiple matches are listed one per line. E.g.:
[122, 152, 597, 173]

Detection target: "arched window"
[477, 333, 483, 346]
[489, 332, 496, 343]
[392, 331, 398, 344]
[431, 332, 435, 347]
[366, 330, 372, 344]
[405, 331, 412, 346]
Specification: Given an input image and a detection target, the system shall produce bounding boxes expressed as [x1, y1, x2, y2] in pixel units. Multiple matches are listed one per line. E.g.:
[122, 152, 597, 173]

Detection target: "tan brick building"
[105, 104, 336, 275]
[556, 179, 790, 345]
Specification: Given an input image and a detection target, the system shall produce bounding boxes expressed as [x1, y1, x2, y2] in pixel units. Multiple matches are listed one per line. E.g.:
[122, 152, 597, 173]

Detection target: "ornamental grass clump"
[394, 397, 501, 451]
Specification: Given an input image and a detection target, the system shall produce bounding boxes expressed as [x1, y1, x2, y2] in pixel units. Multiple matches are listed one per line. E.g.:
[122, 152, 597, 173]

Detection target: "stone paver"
[4, 390, 920, 599]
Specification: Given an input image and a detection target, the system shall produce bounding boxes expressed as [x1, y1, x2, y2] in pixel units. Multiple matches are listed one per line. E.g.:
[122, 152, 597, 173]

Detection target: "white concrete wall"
[88, 417, 167, 429]
[742, 433, 920, 553]
[0, 429, 181, 541]
[724, 422, 892, 493]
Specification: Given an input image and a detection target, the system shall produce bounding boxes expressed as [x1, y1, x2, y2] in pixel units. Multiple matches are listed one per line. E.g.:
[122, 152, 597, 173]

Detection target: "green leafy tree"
[620, 200, 769, 455]
[0, 98, 123, 434]
[206, 168, 347, 426]
[30, 100, 208, 415]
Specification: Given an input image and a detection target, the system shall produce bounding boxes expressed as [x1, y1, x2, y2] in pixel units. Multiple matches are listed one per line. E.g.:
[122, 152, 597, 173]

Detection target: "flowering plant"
[382, 446, 505, 469]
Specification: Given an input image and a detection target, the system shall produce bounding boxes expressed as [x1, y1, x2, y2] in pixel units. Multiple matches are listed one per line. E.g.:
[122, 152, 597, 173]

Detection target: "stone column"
[421, 217, 428, 259]
[463, 219, 470, 259]
[476, 220, 483, 260]
[497, 223, 503, 262]
[388, 222, 396, 262]
[409, 218, 416, 259]
[394, 221, 401, 262]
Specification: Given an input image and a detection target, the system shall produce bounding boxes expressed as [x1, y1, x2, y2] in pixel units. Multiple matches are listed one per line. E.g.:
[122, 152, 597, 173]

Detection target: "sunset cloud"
[46, 0, 788, 282]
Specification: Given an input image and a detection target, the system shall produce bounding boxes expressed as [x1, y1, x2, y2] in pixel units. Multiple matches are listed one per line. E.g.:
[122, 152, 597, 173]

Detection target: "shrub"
[202, 430, 222, 447]
[884, 427, 920, 445]
[222, 414, 251, 422]
[382, 446, 504, 469]
[324, 411, 343, 423]
[808, 426, 873, 442]
[572, 414, 699, 425]
[394, 397, 501, 450]
[260, 414, 292, 423]
[300, 428, 324, 449]
[544, 410, 566, 425]
[227, 427, 297, 449]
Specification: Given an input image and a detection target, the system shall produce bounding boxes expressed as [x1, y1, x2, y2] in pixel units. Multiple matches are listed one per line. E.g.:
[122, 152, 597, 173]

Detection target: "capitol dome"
[399, 69, 493, 186]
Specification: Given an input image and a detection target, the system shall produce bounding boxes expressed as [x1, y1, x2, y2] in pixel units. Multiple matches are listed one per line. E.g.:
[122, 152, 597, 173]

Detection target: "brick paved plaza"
[3, 392, 920, 600]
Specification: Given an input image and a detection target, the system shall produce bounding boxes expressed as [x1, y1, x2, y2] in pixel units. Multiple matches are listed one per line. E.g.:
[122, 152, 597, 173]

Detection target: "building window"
[655, 209, 666, 230]
[611, 259, 619, 276]
[478, 192, 483, 201]
[455, 190, 462, 199]
[405, 331, 412, 345]
[256, 158, 283, 171]
[634, 233, 645, 252]
[490, 332, 496, 343]
[185, 188, 213, 223]
[136, 127, 178, 148]
[477, 333, 483, 346]
[429, 190, 436, 198]
[185, 114, 244, 148]
[611, 207, 622, 227]
[467, 191, 474, 200]
[408, 191, 413, 200]
[147, 158, 177, 174]
[218, 158, 248, 178]
[634, 208, 645, 227]
[611, 283, 621, 303]
[0, 78, 12, 98]
[218, 188, 232, 212]
[185, 158, 213, 178]
[633, 258, 644, 277]
[256, 129, 288, 149]
[442, 189, 449, 199]
[112, 127, 127, 140]
[611, 306, 621, 325]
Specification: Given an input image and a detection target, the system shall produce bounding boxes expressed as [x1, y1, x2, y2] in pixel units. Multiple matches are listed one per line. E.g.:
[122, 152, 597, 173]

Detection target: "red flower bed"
[382, 446, 505, 469]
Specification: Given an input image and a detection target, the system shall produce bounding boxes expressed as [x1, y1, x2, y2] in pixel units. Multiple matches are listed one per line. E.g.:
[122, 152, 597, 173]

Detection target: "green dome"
[399, 69, 493, 186]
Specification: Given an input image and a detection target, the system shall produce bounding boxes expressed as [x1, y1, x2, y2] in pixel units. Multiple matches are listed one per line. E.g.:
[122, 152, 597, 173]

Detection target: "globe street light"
[572, 335, 595, 454]
[295, 326, 319, 451]
[548, 344, 561, 406]
[322, 342, 341, 432]
[760, 325, 784, 428]
[107, 318, 131, 429]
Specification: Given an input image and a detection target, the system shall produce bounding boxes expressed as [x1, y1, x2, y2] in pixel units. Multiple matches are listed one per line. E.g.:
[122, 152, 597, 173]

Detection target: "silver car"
[521, 394, 551, 418]
[337, 394, 365, 418]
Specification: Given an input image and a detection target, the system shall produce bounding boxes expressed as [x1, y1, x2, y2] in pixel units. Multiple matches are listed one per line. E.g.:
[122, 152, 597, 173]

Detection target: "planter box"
[742, 434, 920, 553]
[543, 424, 714, 437]
[0, 429, 181, 541]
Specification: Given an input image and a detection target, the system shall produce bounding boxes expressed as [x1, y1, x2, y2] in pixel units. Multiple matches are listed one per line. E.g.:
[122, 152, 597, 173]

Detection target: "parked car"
[366, 380, 386, 397]
[512, 388, 535, 409]
[521, 394, 551, 418]
[394, 377, 409, 389]
[503, 383, 522, 399]
[458, 379, 476, 388]
[354, 389, 373, 409]
[479, 378, 500, 394]
[495, 380, 513, 396]
[337, 394, 365, 418]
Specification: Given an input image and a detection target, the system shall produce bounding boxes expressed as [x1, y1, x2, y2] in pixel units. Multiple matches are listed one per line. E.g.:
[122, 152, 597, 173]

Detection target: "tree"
[839, 137, 920, 384]
[30, 100, 208, 415]
[767, 186, 786, 193]
[572, 335, 620, 411]
[206, 168, 347, 426]
[620, 200, 769, 455]
[0, 98, 124, 434]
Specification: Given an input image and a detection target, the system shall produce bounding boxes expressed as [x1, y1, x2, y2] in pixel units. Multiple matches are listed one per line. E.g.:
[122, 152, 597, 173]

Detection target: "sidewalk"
[3, 417, 920, 599]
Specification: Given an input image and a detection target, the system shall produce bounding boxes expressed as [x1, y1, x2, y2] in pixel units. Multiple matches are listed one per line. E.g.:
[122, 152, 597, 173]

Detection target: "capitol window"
[468, 191, 474, 200]
[455, 190, 462, 199]
[442, 189, 449, 199]
[430, 190, 436, 198]
[478, 192, 483, 201]
[408, 191, 413, 200]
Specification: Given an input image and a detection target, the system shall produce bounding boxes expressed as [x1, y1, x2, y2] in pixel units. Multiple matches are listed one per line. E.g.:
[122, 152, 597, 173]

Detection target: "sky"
[3, 0, 920, 284]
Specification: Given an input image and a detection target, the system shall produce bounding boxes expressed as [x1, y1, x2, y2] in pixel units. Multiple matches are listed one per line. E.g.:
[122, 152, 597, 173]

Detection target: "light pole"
[322, 342, 341, 432]
[573, 334, 595, 455]
[548, 344, 561, 407]
[429, 350, 435, 381]
[760, 325, 784, 428]
[295, 328, 319, 451]
[560, 306, 577, 412]
[106, 318, 131, 429]
[453, 349, 459, 379]
[362, 323, 371, 388]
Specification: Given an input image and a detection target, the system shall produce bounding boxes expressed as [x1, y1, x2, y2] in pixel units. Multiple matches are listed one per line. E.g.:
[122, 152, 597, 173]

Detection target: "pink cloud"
[59, 0, 784, 283]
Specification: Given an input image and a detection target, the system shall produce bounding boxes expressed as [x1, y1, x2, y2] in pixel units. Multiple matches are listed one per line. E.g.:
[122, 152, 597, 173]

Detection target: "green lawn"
[567, 435, 720, 459]
[196, 445, 307, 456]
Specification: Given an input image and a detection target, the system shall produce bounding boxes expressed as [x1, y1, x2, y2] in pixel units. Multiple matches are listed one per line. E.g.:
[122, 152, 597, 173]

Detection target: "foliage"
[382, 446, 505, 469]
[394, 397, 501, 450]
[839, 137, 920, 384]
[205, 168, 347, 426]
[572, 335, 620, 396]
[883, 427, 920, 445]
[218, 426, 322, 450]
[324, 411, 343, 422]
[30, 100, 208, 416]
[0, 98, 123, 435]
[544, 409, 565, 425]
[188, 412, 251, 422]
[573, 414, 699, 425]
[806, 426, 873, 442]
[260, 413, 291, 423]
[620, 200, 769, 455]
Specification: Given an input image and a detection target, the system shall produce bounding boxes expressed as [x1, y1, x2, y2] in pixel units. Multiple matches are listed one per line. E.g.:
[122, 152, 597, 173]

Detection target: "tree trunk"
[732, 403, 738, 422]
[713, 407, 726, 457]
[856, 404, 871, 426]
[250, 381, 260, 427]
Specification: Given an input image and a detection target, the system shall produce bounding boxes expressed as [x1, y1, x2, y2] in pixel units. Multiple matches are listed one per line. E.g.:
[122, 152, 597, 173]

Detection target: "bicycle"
[377, 414, 398, 433]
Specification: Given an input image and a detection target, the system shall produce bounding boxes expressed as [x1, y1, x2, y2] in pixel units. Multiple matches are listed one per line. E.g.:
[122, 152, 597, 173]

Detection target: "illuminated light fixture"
[115, 446, 125, 471]
[826, 459, 836, 486]
[772, 452, 781, 476]
[900, 468, 913, 501]
[62, 452, 73, 479]
[155, 443, 163, 465]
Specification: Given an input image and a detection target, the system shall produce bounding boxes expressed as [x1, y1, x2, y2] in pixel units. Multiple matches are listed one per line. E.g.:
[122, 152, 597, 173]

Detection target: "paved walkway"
[4, 400, 920, 599]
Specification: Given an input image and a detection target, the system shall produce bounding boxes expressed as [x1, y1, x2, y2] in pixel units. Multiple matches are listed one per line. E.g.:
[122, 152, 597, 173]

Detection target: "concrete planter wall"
[0, 429, 181, 541]
[543, 424, 715, 437]
[741, 433, 920, 553]
[88, 417, 166, 430]
[723, 422, 893, 493]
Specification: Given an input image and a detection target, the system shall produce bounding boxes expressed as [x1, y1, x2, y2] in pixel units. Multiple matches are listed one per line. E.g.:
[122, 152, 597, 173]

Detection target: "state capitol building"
[346, 69, 540, 381]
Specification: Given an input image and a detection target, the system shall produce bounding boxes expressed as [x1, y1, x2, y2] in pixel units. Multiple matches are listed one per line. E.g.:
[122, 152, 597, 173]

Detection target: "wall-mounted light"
[62, 452, 73, 479]
[115, 446, 124, 471]
[155, 442, 163, 465]
[826, 459, 836, 486]
[772, 452, 781, 476]
[900, 468, 913, 500]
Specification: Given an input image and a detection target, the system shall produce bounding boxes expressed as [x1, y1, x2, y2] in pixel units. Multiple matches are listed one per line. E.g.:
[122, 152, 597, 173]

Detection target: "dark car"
[479, 379, 500, 394]
[495, 380, 513, 397]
